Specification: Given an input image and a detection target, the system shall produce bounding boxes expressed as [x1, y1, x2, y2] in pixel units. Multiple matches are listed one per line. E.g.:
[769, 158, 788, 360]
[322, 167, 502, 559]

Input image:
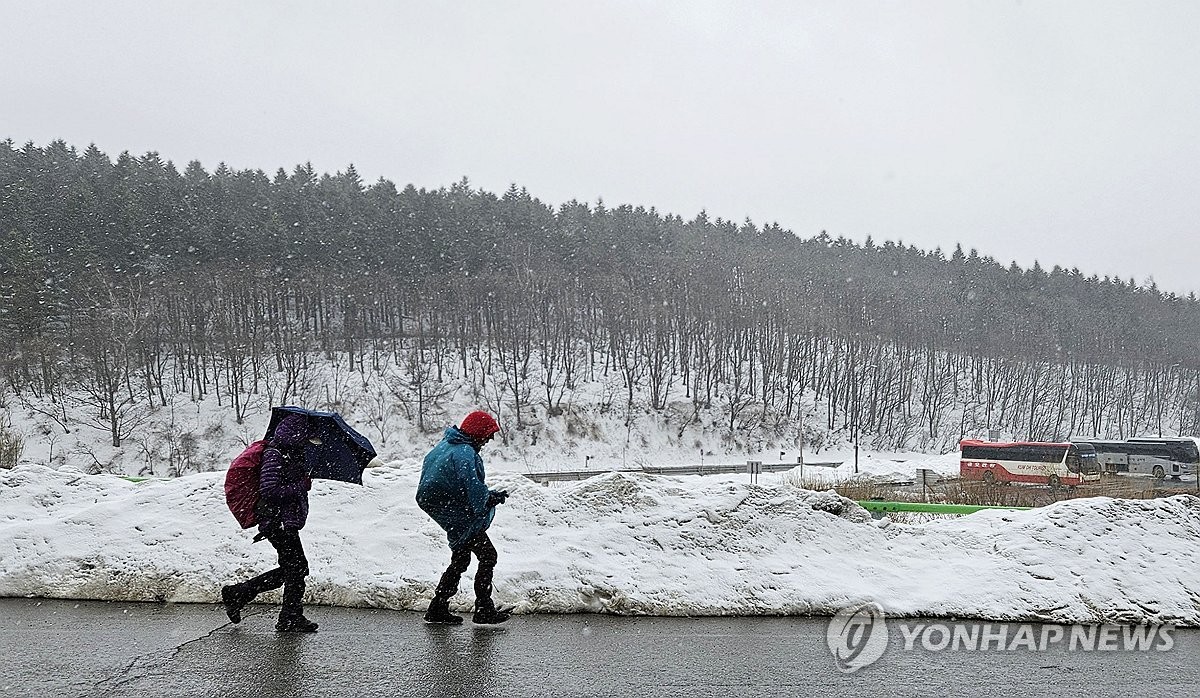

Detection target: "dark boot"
[424, 598, 464, 625]
[471, 598, 511, 625]
[276, 614, 319, 633]
[275, 576, 313, 632]
[221, 584, 251, 624]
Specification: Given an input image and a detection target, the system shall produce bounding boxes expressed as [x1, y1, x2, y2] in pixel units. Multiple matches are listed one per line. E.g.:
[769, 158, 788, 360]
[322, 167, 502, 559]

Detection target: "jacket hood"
[272, 413, 310, 449]
[443, 426, 475, 446]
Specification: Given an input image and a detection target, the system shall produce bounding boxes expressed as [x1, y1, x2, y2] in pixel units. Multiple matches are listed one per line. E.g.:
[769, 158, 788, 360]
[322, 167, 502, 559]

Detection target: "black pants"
[240, 528, 309, 617]
[433, 531, 497, 606]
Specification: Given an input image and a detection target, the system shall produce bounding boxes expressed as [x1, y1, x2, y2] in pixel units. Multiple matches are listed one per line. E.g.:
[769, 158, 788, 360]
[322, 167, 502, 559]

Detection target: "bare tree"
[387, 339, 453, 433]
[0, 411, 23, 469]
[487, 283, 535, 429]
[69, 275, 152, 447]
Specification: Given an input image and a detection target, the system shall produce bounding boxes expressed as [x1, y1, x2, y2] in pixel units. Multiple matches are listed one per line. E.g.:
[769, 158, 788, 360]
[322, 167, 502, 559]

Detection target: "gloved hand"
[486, 489, 509, 508]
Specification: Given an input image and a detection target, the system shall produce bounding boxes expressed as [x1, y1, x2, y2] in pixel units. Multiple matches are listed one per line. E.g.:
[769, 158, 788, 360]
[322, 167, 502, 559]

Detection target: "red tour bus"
[959, 440, 1100, 487]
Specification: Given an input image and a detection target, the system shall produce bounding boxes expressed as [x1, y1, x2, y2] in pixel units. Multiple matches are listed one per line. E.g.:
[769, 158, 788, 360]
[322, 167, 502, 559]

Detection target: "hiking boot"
[276, 615, 319, 633]
[424, 600, 464, 625]
[471, 601, 512, 625]
[221, 584, 250, 624]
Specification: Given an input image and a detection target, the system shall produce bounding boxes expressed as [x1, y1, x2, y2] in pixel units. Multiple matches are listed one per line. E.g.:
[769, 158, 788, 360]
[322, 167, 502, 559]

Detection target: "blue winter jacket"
[257, 414, 312, 533]
[416, 426, 497, 550]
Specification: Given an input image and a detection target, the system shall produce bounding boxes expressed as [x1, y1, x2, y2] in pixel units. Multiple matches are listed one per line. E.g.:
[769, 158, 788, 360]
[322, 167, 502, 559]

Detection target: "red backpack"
[225, 440, 266, 529]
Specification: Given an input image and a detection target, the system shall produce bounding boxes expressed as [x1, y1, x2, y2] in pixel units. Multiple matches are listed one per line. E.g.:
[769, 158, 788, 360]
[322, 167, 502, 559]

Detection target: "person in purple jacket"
[221, 413, 319, 632]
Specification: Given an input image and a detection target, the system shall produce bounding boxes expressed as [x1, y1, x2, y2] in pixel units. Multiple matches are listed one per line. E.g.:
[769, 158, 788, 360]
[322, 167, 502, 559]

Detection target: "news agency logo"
[826, 602, 1177, 673]
[826, 602, 888, 674]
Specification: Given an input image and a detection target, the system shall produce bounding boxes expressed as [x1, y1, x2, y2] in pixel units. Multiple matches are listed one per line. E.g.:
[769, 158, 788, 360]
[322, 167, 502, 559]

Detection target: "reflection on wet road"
[2, 599, 1197, 697]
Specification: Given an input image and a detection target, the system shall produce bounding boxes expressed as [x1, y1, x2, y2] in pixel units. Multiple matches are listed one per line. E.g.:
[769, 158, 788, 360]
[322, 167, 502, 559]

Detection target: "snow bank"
[2, 464, 1199, 625]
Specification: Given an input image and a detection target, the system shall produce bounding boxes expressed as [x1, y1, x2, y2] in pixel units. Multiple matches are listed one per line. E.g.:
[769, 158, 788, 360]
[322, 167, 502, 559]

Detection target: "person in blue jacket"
[417, 410, 510, 625]
[221, 412, 319, 633]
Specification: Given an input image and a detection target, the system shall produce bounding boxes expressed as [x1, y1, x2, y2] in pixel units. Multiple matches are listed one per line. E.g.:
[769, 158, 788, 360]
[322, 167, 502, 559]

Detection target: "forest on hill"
[2, 139, 1199, 466]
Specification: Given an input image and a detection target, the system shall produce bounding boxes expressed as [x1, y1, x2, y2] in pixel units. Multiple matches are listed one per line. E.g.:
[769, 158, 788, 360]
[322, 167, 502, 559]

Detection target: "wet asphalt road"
[2, 598, 1199, 698]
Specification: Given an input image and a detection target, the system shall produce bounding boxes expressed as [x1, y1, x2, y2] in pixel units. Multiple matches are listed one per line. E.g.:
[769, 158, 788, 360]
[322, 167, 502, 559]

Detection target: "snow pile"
[3, 464, 1199, 625]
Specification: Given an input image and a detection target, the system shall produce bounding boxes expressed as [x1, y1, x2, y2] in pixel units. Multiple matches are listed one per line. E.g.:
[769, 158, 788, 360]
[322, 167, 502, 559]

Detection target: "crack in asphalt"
[84, 608, 272, 698]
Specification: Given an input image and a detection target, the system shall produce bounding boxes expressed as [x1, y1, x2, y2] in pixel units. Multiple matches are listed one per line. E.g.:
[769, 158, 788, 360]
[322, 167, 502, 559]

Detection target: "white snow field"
[3, 462, 1199, 625]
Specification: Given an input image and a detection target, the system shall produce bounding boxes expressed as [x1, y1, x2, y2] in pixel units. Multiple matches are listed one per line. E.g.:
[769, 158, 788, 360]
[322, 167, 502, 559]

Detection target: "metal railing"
[524, 461, 842, 484]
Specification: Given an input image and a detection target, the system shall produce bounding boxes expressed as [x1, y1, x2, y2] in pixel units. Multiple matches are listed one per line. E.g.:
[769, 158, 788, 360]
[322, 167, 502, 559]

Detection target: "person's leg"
[469, 533, 509, 624]
[471, 533, 497, 605]
[425, 545, 472, 624]
[222, 532, 289, 624]
[272, 529, 316, 632]
[241, 568, 286, 595]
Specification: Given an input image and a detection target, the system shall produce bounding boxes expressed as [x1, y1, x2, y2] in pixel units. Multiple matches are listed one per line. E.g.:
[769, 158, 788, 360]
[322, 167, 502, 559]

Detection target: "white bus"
[960, 440, 1100, 488]
[1072, 437, 1198, 480]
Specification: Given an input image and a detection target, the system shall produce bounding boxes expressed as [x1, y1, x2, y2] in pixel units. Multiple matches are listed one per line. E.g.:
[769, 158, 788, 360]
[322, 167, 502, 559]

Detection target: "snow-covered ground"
[1, 352, 956, 482]
[5, 357, 1198, 625]
[3, 461, 1199, 625]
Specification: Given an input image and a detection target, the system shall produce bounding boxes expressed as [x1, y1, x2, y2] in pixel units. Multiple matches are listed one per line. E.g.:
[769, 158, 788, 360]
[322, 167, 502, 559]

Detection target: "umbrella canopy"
[266, 406, 377, 485]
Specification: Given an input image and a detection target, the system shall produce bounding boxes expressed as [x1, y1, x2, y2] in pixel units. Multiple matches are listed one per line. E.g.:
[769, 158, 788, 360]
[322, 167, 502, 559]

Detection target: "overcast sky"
[4, 1, 1199, 294]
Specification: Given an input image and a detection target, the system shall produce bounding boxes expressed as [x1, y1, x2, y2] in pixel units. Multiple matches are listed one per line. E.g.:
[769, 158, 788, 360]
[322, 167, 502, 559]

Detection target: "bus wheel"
[982, 471, 996, 485]
[1048, 475, 1061, 490]
[1152, 465, 1165, 481]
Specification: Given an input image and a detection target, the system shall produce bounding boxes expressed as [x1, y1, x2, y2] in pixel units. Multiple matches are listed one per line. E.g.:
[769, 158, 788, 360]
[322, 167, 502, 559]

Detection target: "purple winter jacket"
[256, 414, 312, 533]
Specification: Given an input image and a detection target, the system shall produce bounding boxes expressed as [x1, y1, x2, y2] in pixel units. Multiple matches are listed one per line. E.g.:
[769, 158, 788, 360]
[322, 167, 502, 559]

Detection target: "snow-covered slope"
[3, 463, 1198, 625]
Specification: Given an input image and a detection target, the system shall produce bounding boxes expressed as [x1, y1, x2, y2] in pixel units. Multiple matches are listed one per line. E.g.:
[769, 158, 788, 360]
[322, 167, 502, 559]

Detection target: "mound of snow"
[2, 464, 1199, 625]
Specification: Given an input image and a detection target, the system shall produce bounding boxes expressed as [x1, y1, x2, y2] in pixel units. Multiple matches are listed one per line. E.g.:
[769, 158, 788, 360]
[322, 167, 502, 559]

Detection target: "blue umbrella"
[266, 406, 377, 485]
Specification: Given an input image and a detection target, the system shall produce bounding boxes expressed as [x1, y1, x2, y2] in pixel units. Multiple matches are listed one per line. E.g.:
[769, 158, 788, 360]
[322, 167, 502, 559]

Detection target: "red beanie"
[460, 411, 500, 440]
